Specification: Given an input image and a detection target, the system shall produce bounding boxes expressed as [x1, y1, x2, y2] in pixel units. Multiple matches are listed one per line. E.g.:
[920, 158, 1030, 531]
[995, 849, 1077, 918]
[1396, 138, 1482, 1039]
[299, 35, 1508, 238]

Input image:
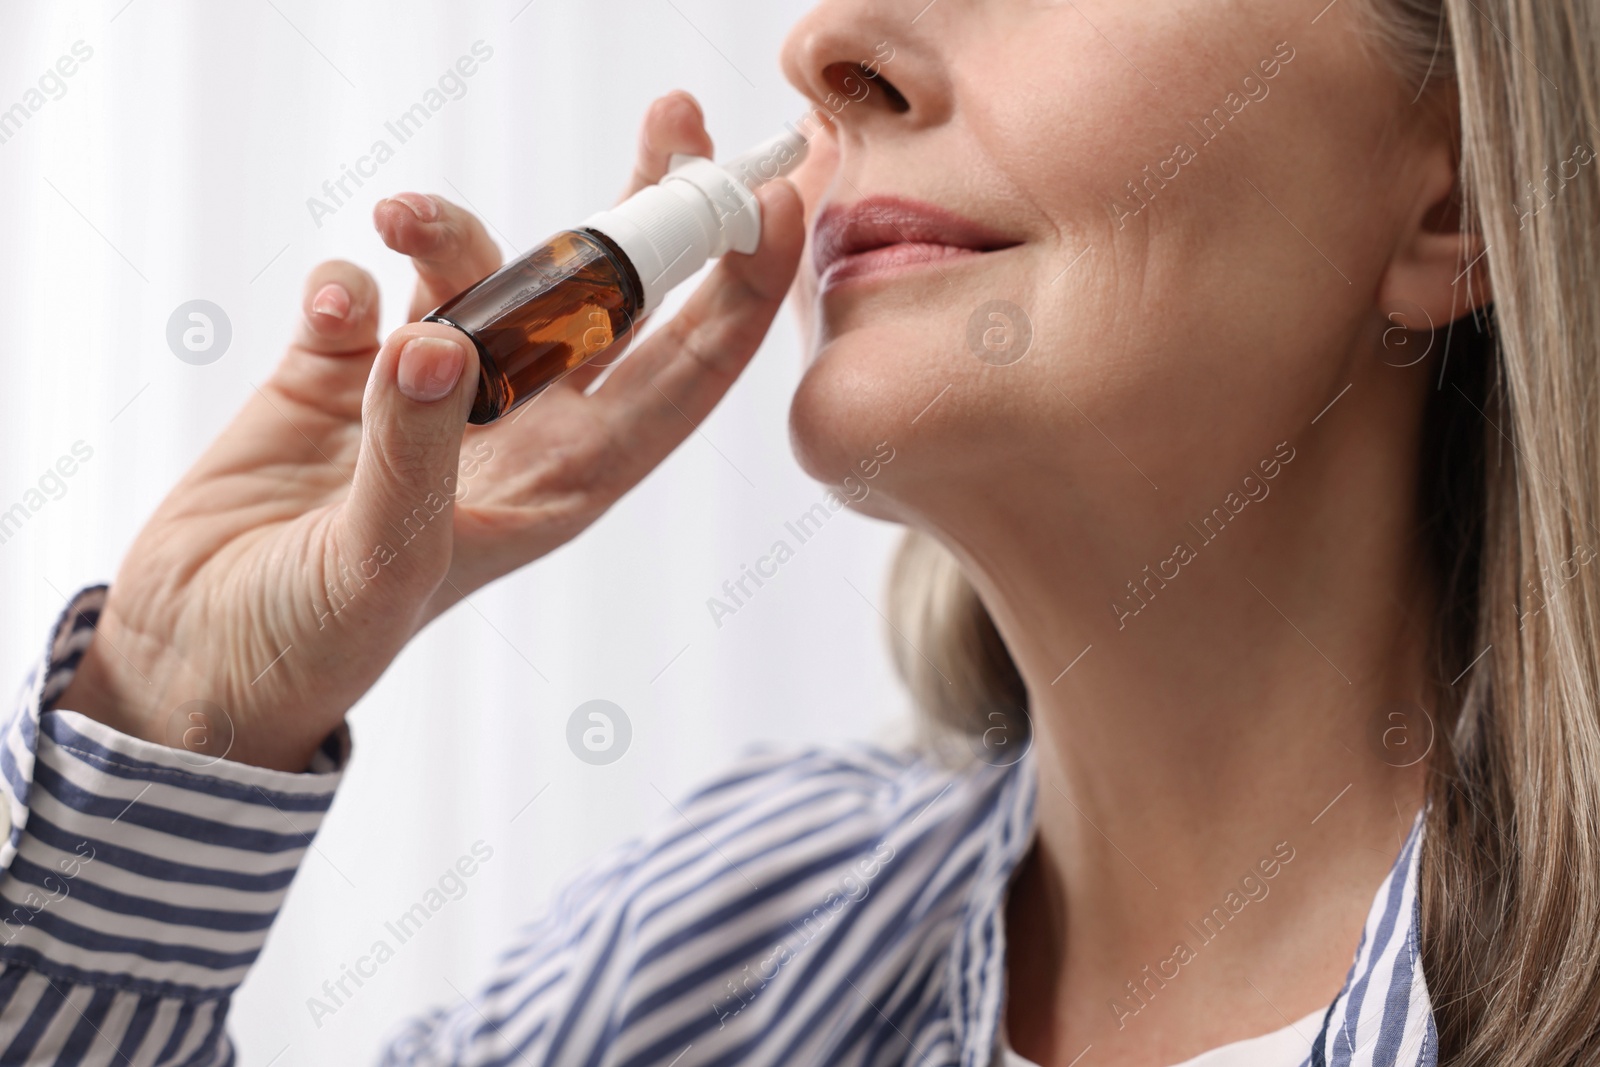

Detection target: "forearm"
[0, 585, 347, 1064]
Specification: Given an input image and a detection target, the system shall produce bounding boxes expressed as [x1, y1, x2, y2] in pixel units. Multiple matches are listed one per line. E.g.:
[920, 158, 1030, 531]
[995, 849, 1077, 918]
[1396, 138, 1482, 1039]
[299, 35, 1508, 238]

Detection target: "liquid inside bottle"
[425, 229, 645, 424]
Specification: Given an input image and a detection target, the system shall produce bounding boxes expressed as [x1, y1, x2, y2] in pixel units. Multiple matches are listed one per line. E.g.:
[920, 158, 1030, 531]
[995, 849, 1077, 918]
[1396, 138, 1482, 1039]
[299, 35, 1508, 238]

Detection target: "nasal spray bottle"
[424, 125, 811, 424]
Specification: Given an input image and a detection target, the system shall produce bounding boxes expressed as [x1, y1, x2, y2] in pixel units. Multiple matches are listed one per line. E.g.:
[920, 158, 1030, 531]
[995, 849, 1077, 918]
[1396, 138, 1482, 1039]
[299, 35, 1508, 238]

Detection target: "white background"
[0, 3, 911, 1062]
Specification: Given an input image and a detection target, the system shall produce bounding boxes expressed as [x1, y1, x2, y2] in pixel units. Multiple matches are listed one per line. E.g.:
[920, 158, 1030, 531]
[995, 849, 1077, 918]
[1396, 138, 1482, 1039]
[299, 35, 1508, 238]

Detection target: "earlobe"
[1376, 144, 1491, 330]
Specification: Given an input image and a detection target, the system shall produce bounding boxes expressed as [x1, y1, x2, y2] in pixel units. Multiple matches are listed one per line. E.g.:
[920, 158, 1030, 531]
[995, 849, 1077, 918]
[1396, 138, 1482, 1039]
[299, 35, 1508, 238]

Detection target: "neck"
[925, 385, 1437, 1065]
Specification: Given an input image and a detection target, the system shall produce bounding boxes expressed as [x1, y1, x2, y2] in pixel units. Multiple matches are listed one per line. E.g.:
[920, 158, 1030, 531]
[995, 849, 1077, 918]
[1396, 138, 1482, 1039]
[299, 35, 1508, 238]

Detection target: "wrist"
[52, 638, 165, 746]
[53, 630, 323, 773]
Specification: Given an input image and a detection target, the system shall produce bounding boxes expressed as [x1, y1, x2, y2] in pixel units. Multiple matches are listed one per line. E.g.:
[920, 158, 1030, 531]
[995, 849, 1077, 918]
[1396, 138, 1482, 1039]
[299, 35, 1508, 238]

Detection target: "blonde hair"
[884, 1, 1600, 1061]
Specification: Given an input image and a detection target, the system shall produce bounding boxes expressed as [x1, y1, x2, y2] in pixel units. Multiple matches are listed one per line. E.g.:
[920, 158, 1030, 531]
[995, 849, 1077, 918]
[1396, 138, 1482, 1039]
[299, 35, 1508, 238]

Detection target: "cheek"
[787, 1, 1397, 513]
[955, 11, 1378, 459]
[965, 8, 1294, 251]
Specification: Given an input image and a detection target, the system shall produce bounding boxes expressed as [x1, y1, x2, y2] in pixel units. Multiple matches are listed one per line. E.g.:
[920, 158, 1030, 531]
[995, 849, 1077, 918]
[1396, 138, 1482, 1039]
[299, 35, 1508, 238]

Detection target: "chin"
[787, 329, 928, 525]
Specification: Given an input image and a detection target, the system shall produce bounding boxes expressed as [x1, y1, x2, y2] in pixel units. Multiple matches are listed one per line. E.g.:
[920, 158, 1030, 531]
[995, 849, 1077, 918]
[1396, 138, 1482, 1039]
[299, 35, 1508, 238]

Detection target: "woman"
[0, 0, 1593, 1063]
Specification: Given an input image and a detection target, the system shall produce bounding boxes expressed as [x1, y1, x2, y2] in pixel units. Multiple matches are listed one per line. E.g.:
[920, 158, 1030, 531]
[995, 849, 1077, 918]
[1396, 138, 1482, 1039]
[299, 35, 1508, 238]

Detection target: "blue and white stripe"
[1305, 809, 1435, 1067]
[0, 585, 1436, 1065]
[0, 586, 342, 1064]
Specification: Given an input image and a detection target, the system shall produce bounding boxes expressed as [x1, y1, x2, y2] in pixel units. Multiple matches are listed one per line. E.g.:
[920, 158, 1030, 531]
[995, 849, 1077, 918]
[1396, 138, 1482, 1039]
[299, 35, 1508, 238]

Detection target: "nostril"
[867, 67, 911, 113]
[822, 61, 912, 114]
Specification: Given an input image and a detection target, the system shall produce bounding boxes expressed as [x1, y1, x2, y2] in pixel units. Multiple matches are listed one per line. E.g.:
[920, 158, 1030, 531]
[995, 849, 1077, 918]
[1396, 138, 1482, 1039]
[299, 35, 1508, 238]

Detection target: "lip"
[811, 196, 1022, 292]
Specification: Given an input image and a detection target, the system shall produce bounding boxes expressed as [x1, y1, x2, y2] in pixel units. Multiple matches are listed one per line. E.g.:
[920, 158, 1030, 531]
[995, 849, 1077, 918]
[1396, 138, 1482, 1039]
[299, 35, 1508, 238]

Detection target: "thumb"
[337, 321, 479, 598]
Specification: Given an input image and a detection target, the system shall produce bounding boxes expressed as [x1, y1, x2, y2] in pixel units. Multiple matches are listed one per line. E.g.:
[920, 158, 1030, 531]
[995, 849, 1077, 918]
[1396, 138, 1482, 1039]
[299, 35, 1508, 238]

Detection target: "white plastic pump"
[580, 125, 811, 315]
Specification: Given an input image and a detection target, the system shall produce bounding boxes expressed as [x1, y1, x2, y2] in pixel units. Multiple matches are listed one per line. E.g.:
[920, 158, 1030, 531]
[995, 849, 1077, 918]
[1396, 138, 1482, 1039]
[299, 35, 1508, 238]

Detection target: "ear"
[1376, 133, 1490, 331]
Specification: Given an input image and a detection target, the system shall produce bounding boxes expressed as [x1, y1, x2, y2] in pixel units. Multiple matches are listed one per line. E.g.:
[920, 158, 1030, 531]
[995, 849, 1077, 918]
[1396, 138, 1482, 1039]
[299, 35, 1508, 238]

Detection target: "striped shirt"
[0, 585, 1437, 1066]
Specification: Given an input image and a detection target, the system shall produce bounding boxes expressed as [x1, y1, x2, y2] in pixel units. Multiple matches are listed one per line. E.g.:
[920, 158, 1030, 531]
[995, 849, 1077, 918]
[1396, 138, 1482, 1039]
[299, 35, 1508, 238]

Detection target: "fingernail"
[391, 192, 440, 222]
[398, 337, 465, 403]
[311, 282, 351, 320]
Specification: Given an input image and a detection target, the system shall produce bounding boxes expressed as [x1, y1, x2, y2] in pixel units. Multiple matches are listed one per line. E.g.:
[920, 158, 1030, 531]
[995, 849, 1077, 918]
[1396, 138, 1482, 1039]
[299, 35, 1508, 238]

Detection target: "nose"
[779, 1, 948, 132]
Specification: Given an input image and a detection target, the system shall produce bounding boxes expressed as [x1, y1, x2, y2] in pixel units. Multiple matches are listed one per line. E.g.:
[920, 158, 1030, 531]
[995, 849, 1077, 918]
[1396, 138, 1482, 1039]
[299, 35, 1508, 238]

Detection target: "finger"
[372, 193, 505, 321]
[336, 322, 480, 596]
[618, 90, 715, 204]
[589, 179, 804, 471]
[292, 260, 381, 356]
[269, 260, 385, 421]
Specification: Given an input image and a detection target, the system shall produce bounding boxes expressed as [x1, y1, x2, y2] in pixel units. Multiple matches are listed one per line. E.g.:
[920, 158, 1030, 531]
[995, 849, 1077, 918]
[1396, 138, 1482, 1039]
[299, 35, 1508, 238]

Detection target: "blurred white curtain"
[0, 2, 910, 1061]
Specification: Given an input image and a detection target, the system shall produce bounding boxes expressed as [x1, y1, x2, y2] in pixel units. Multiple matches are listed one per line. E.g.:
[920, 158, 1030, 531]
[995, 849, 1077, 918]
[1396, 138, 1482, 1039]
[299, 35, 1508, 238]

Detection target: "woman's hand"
[57, 91, 805, 772]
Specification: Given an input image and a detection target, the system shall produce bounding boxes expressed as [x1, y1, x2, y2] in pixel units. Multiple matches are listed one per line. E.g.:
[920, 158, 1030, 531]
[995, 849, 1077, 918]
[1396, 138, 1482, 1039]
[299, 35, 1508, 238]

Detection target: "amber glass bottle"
[425, 229, 643, 424]
[423, 126, 809, 425]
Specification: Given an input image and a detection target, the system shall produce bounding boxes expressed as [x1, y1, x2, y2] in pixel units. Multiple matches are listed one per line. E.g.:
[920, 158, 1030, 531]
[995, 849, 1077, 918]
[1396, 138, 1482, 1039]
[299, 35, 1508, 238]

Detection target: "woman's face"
[777, 0, 1457, 557]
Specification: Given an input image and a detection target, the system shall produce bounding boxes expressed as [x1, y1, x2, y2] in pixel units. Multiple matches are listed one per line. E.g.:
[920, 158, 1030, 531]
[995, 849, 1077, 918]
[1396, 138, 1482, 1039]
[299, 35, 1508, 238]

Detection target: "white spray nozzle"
[667, 123, 811, 186]
[582, 123, 812, 315]
[710, 125, 812, 189]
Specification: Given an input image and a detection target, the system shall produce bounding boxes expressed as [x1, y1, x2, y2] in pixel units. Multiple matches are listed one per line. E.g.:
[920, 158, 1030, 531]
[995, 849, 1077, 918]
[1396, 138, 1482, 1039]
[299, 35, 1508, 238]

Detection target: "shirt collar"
[1308, 806, 1436, 1067]
[932, 747, 1436, 1067]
